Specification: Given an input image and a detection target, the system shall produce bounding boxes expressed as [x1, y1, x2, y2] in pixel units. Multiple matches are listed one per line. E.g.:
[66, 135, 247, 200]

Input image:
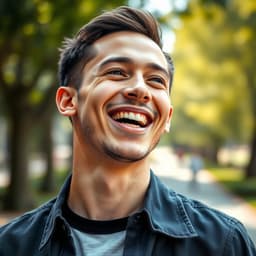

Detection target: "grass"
[207, 167, 256, 209]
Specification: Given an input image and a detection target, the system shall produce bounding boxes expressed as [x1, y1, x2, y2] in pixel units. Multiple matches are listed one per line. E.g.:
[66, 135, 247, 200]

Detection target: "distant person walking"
[189, 150, 204, 189]
[175, 147, 185, 168]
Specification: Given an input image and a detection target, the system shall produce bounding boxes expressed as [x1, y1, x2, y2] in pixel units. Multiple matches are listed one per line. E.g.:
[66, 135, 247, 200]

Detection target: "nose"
[122, 79, 152, 103]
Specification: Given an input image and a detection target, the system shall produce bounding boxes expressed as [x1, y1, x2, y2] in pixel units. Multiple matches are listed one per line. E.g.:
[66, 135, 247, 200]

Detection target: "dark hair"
[58, 6, 174, 90]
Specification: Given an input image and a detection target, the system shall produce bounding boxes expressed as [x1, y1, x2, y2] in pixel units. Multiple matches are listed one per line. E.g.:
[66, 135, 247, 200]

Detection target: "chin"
[103, 143, 157, 163]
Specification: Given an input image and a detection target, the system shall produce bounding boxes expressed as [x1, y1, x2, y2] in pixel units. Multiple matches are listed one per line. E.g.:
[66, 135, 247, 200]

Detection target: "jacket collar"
[142, 170, 198, 238]
[40, 170, 198, 249]
[40, 175, 72, 250]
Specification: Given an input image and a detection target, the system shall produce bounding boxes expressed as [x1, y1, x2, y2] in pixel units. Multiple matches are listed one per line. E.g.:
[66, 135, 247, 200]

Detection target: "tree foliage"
[171, 0, 256, 176]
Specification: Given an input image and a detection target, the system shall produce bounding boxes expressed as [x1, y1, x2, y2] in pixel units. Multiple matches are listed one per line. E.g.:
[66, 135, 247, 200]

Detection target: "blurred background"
[0, 0, 255, 214]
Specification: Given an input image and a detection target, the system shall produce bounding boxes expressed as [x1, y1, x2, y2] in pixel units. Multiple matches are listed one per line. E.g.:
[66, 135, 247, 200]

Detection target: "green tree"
[172, 0, 256, 176]
[0, 0, 127, 210]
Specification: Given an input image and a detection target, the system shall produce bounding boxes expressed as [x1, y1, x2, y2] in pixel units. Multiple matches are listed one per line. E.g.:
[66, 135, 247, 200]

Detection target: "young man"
[0, 6, 255, 255]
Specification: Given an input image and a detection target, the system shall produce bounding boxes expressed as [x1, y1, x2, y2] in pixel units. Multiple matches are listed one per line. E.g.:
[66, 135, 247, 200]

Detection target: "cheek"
[154, 92, 171, 118]
[93, 80, 119, 98]
[79, 83, 111, 110]
[79, 85, 117, 126]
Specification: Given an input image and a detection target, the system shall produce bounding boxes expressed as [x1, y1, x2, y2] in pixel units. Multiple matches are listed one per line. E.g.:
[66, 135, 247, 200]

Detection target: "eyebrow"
[98, 57, 133, 70]
[146, 63, 170, 78]
[98, 56, 170, 78]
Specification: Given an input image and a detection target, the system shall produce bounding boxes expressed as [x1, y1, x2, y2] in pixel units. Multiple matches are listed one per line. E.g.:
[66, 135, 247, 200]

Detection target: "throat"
[69, 169, 149, 220]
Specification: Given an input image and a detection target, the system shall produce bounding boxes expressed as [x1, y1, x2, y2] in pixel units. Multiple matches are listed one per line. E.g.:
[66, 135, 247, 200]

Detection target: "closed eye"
[148, 76, 167, 89]
[151, 77, 164, 84]
[105, 69, 127, 77]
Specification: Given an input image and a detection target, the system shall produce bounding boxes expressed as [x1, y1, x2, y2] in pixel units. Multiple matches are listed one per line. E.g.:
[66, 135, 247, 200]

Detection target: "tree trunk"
[204, 133, 223, 164]
[3, 111, 35, 210]
[244, 70, 256, 178]
[40, 114, 55, 192]
[245, 121, 256, 178]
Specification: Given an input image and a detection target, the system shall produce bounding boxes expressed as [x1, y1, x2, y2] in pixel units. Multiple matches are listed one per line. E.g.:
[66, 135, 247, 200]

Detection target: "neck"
[68, 149, 151, 220]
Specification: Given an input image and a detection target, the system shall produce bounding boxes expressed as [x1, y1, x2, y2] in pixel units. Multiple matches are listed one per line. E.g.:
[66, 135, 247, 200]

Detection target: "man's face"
[75, 31, 173, 162]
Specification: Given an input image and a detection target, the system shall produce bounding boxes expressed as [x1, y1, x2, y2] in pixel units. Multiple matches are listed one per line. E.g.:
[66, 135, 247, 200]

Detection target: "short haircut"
[58, 6, 174, 90]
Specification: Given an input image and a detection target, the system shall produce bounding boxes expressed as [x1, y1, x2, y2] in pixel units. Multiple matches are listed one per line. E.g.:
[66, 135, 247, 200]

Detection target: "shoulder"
[147, 172, 256, 254]
[175, 192, 255, 254]
[0, 199, 55, 253]
[0, 198, 55, 231]
[174, 191, 238, 230]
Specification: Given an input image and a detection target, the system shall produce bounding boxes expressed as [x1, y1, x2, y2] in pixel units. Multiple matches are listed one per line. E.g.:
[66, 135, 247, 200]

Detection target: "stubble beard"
[83, 122, 161, 163]
[102, 137, 161, 163]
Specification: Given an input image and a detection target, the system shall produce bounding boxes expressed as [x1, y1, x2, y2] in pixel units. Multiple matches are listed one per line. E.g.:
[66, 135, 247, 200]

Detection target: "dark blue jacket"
[0, 171, 255, 255]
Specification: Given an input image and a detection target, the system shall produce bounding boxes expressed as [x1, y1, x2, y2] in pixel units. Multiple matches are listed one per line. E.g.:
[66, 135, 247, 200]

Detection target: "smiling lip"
[107, 106, 154, 130]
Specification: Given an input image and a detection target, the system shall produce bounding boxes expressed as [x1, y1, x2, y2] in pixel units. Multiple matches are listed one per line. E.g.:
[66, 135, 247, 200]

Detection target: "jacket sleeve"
[223, 219, 256, 256]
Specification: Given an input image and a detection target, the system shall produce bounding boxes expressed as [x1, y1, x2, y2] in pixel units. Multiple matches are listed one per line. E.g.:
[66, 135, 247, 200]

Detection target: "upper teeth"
[112, 112, 147, 126]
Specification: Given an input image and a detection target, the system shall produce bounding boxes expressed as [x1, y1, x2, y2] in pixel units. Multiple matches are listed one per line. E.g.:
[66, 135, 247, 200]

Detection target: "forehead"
[87, 31, 168, 71]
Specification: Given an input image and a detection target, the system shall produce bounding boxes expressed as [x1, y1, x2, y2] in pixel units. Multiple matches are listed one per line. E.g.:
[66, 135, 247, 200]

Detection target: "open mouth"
[109, 110, 153, 128]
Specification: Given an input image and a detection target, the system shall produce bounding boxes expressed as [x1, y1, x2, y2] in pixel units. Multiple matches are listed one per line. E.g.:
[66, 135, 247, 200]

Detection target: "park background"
[0, 0, 255, 221]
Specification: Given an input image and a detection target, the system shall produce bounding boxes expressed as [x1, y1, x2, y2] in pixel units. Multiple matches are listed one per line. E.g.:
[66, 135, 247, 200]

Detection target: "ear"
[56, 86, 77, 117]
[164, 106, 173, 133]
